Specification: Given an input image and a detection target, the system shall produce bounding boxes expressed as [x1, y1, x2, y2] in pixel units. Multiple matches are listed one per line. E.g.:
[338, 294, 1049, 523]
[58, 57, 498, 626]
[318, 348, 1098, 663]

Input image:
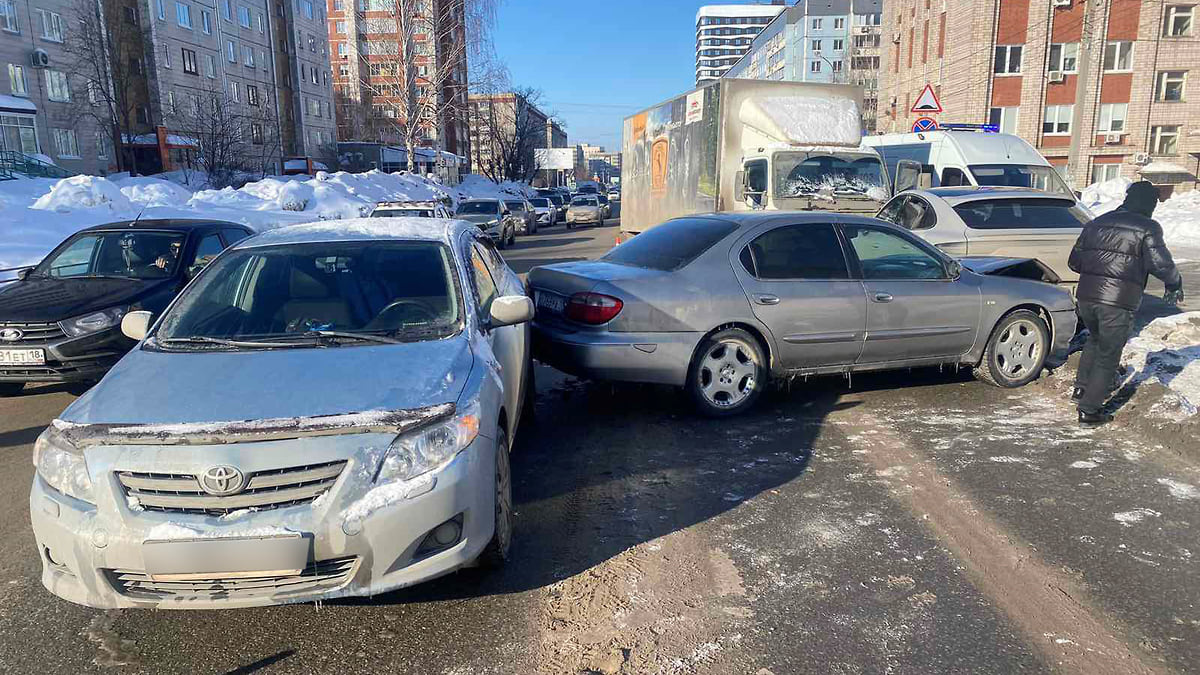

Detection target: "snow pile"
[1079, 177, 1200, 253]
[31, 175, 133, 212]
[452, 174, 534, 201]
[1118, 312, 1200, 419]
[1079, 177, 1132, 215]
[745, 96, 862, 147]
[118, 176, 195, 208]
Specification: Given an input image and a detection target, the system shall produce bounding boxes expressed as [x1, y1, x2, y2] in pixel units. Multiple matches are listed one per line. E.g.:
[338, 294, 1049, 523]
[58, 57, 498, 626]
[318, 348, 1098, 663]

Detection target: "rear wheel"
[477, 428, 512, 568]
[0, 382, 25, 396]
[686, 328, 766, 417]
[974, 310, 1049, 388]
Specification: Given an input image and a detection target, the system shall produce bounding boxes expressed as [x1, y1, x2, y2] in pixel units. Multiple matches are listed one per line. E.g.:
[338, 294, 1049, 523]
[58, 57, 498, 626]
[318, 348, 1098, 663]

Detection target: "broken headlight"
[33, 424, 95, 504]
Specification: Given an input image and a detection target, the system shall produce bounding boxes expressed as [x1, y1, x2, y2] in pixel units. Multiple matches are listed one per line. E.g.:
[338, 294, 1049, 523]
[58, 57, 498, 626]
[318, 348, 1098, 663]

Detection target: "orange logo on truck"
[650, 138, 669, 193]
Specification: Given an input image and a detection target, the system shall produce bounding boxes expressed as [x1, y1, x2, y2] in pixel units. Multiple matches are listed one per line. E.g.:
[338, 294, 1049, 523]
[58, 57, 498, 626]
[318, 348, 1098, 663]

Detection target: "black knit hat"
[1122, 180, 1158, 217]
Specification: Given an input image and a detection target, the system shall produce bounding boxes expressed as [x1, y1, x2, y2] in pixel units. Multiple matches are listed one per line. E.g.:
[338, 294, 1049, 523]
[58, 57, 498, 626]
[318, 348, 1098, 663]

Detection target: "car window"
[603, 217, 737, 271]
[194, 234, 225, 263]
[42, 235, 100, 278]
[505, 201, 524, 212]
[457, 201, 498, 215]
[476, 236, 507, 277]
[952, 198, 1089, 229]
[223, 228, 250, 244]
[745, 224, 849, 280]
[37, 231, 186, 280]
[468, 243, 499, 315]
[901, 197, 936, 231]
[876, 196, 906, 225]
[941, 167, 968, 186]
[843, 226, 947, 280]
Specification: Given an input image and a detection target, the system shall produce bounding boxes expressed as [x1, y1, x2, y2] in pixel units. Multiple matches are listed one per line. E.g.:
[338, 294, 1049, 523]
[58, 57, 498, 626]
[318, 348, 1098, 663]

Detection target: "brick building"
[881, 0, 1199, 193]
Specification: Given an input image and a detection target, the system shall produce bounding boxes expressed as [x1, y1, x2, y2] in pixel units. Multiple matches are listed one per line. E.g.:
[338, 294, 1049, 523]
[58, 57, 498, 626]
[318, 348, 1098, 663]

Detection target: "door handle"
[873, 292, 894, 303]
[754, 294, 781, 306]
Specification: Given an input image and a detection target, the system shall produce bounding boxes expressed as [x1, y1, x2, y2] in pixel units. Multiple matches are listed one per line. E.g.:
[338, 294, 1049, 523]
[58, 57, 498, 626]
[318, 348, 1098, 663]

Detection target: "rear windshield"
[529, 198, 549, 207]
[504, 200, 525, 211]
[571, 197, 594, 206]
[602, 218, 737, 271]
[457, 201, 498, 215]
[374, 209, 433, 218]
[953, 198, 1090, 230]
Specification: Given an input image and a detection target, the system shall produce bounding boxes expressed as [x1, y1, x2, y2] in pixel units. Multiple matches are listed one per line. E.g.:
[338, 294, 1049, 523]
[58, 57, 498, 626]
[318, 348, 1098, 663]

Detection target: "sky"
[491, 0, 727, 151]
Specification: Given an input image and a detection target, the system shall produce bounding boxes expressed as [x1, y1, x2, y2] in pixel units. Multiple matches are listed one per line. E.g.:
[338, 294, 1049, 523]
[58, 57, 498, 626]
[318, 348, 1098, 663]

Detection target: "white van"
[863, 129, 1075, 198]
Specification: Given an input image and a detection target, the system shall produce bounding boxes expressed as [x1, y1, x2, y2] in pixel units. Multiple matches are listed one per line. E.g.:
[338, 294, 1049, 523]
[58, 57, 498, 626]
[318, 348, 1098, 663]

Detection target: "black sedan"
[0, 219, 252, 394]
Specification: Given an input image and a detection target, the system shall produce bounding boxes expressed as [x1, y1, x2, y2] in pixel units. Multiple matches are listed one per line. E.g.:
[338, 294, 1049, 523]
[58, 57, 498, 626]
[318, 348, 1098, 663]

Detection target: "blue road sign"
[913, 117, 938, 133]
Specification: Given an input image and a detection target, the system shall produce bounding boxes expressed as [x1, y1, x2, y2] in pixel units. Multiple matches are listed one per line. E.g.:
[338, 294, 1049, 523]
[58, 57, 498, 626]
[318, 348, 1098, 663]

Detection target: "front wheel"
[477, 429, 512, 568]
[686, 328, 766, 417]
[0, 382, 25, 397]
[974, 309, 1049, 388]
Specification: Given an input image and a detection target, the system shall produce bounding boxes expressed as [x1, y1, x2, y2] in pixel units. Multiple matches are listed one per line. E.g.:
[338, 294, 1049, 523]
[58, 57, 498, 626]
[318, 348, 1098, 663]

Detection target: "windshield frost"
[773, 153, 888, 201]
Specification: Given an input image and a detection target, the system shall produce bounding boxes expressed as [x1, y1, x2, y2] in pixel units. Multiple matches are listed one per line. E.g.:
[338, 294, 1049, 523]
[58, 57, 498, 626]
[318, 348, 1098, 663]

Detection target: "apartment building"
[467, 91, 548, 176]
[272, 0, 336, 159]
[882, 0, 1200, 193]
[696, 2, 786, 85]
[546, 118, 567, 148]
[328, 0, 469, 159]
[725, 0, 883, 129]
[0, 0, 107, 174]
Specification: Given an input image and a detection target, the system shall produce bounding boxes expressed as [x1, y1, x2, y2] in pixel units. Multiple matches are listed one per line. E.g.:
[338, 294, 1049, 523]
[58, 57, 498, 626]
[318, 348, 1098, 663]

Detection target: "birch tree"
[471, 87, 551, 183]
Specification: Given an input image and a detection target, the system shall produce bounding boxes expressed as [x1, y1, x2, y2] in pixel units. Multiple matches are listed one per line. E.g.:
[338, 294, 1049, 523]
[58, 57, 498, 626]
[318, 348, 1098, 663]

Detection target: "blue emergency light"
[939, 123, 1000, 133]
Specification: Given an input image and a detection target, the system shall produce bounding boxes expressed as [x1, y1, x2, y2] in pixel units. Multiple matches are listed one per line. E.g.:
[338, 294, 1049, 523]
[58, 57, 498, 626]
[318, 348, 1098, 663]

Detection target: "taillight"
[565, 292, 623, 325]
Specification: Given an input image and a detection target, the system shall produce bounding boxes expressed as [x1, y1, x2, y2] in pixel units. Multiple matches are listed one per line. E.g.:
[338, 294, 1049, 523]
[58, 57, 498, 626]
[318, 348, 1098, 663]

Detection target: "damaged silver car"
[29, 219, 535, 609]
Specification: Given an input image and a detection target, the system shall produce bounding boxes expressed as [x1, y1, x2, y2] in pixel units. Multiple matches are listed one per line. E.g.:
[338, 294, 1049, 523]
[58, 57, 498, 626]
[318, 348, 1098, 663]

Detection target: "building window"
[227, 40, 236, 62]
[36, 9, 65, 41]
[311, 65, 319, 84]
[1091, 164, 1120, 184]
[1098, 103, 1127, 132]
[95, 131, 109, 160]
[129, 57, 143, 75]
[166, 90, 176, 113]
[8, 64, 26, 96]
[0, 114, 38, 153]
[205, 53, 216, 77]
[257, 12, 264, 32]
[833, 39, 844, 51]
[176, 2, 192, 28]
[190, 93, 201, 114]
[1156, 71, 1186, 101]
[994, 45, 1022, 74]
[810, 60, 822, 73]
[202, 9, 211, 33]
[831, 60, 842, 72]
[1103, 41, 1133, 72]
[1152, 125, 1179, 154]
[337, 42, 348, 58]
[251, 123, 263, 144]
[834, 17, 844, 29]
[0, 0, 18, 33]
[229, 80, 239, 102]
[1047, 43, 1078, 74]
[988, 106, 1018, 134]
[238, 5, 250, 27]
[247, 84, 259, 105]
[136, 105, 150, 124]
[1165, 5, 1193, 36]
[221, 0, 231, 21]
[812, 39, 822, 51]
[51, 128, 79, 157]
[259, 50, 266, 69]
[182, 48, 197, 74]
[812, 18, 822, 29]
[1042, 104, 1073, 134]
[338, 64, 349, 77]
[301, 0, 314, 19]
[308, 34, 316, 51]
[336, 20, 346, 33]
[243, 45, 255, 67]
[45, 70, 70, 102]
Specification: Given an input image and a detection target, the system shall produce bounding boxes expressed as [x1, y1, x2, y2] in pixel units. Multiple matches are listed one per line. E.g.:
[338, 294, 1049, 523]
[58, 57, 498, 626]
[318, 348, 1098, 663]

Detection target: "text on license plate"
[0, 349, 45, 366]
[536, 292, 566, 313]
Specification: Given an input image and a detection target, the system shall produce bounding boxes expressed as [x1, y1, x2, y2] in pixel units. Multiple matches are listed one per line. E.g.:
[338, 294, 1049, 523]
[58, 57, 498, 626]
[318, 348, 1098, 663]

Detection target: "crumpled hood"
[0, 277, 167, 323]
[61, 335, 473, 426]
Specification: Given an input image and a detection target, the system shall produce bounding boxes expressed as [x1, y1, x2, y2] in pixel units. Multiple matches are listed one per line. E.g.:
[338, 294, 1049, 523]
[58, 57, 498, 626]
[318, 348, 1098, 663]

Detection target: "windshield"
[504, 200, 525, 212]
[774, 152, 888, 201]
[155, 241, 461, 346]
[457, 201, 499, 215]
[571, 197, 595, 206]
[374, 209, 433, 218]
[603, 217, 736, 271]
[36, 231, 187, 280]
[969, 164, 1073, 196]
[529, 198, 549, 207]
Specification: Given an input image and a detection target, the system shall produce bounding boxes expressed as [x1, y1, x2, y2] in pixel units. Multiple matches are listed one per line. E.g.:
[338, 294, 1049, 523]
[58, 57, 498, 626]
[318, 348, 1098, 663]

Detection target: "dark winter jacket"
[1068, 182, 1182, 311]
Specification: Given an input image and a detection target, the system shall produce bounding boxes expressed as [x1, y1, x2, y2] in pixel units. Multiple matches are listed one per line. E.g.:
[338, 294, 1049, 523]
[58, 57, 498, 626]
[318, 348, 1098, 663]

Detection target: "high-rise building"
[725, 0, 883, 130]
[467, 91, 549, 177]
[272, 0, 337, 160]
[696, 2, 786, 85]
[882, 0, 1200, 193]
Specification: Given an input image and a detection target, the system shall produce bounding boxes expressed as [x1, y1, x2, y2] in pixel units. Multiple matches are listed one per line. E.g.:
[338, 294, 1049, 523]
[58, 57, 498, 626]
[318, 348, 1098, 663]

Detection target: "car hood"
[959, 256, 1061, 284]
[61, 334, 473, 426]
[0, 277, 170, 323]
[458, 214, 499, 225]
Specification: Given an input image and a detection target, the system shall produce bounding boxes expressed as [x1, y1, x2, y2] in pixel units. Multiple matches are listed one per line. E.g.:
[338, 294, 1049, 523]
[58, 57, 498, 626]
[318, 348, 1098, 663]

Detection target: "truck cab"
[735, 146, 890, 215]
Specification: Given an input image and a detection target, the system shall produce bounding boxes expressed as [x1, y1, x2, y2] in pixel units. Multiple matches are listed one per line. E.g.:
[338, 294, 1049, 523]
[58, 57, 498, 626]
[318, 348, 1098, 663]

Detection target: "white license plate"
[0, 349, 45, 366]
[536, 292, 566, 314]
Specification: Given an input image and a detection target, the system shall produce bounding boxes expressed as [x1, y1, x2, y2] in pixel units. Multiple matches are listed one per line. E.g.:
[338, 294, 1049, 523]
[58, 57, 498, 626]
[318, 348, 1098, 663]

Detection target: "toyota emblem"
[0, 328, 23, 342]
[199, 465, 246, 496]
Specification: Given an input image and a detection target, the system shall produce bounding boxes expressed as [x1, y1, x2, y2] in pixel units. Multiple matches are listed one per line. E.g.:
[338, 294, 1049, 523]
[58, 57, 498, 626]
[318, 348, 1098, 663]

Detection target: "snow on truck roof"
[235, 218, 467, 248]
[741, 96, 863, 147]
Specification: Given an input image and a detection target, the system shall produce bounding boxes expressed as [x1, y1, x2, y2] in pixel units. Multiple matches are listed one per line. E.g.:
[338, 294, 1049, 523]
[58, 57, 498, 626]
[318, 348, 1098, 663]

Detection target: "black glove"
[1164, 287, 1184, 306]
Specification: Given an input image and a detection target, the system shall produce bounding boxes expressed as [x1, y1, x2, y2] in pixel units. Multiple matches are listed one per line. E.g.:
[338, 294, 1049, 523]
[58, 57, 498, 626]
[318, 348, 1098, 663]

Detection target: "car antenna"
[130, 204, 148, 226]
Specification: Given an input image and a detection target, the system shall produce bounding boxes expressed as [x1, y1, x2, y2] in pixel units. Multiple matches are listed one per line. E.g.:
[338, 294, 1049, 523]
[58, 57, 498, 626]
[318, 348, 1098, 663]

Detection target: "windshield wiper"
[158, 336, 309, 349]
[307, 330, 405, 345]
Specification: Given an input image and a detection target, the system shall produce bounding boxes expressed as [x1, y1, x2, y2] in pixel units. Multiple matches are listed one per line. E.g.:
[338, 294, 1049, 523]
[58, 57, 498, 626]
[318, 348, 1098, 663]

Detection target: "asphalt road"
[2, 212, 1198, 674]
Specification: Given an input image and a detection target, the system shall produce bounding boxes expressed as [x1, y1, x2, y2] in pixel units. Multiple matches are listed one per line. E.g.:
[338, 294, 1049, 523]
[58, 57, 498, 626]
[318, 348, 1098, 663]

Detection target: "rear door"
[841, 224, 980, 364]
[732, 222, 867, 369]
[953, 197, 1086, 281]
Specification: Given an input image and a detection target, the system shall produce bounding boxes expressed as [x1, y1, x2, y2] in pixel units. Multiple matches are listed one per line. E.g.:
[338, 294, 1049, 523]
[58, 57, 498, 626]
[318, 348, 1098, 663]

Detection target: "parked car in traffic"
[529, 212, 1075, 417]
[0, 220, 252, 396]
[528, 198, 559, 228]
[456, 199, 517, 248]
[504, 198, 538, 235]
[875, 187, 1088, 281]
[607, 187, 620, 201]
[545, 193, 568, 219]
[369, 201, 453, 219]
[566, 196, 604, 228]
[30, 218, 535, 609]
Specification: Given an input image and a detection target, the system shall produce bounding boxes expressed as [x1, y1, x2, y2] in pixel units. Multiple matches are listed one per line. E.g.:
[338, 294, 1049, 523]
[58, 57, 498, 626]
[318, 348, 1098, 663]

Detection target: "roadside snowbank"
[0, 171, 527, 270]
[1080, 177, 1200, 252]
[1117, 312, 1200, 420]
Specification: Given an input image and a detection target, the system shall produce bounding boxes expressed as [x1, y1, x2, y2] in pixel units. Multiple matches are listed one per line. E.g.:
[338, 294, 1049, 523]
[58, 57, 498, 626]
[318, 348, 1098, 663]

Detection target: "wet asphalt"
[0, 213, 1197, 674]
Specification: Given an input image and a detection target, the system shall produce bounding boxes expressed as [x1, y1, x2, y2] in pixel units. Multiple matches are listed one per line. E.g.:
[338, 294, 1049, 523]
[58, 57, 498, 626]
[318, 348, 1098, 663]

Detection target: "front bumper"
[0, 324, 130, 383]
[29, 431, 497, 609]
[567, 213, 602, 224]
[1048, 309, 1077, 366]
[531, 319, 698, 386]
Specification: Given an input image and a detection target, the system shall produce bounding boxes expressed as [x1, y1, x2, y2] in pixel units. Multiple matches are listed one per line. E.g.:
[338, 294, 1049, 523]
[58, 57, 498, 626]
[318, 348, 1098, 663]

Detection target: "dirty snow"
[1156, 478, 1199, 500]
[1069, 460, 1099, 469]
[1080, 177, 1200, 253]
[145, 522, 298, 540]
[1116, 312, 1200, 419]
[1112, 508, 1161, 527]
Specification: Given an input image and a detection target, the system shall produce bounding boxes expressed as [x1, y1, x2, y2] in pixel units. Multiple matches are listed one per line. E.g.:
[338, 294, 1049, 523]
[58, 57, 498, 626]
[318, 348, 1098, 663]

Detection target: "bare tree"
[167, 82, 252, 188]
[471, 87, 548, 183]
[64, 0, 150, 174]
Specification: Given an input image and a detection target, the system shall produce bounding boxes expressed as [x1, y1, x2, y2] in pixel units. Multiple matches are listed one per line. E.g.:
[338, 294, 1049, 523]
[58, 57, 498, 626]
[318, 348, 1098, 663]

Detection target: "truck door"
[743, 159, 768, 209]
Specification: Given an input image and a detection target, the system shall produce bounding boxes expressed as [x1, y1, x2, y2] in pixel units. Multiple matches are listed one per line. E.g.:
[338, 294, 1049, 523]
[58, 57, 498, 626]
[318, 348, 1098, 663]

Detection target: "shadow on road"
[508, 237, 593, 251]
[0, 425, 44, 449]
[223, 650, 296, 674]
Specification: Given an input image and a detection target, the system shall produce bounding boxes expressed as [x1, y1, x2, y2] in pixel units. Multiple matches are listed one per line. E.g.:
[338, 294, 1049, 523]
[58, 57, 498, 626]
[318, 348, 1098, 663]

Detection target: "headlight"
[59, 306, 127, 338]
[376, 401, 481, 484]
[33, 424, 95, 504]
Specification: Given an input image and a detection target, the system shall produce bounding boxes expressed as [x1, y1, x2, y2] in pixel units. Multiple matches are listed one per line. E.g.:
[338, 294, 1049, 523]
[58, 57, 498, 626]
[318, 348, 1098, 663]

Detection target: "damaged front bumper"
[30, 419, 497, 609]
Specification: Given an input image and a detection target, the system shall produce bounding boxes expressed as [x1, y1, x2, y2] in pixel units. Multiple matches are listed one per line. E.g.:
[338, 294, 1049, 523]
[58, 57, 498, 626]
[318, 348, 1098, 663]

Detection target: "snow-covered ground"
[1080, 177, 1200, 254]
[1118, 312, 1200, 420]
[0, 171, 532, 270]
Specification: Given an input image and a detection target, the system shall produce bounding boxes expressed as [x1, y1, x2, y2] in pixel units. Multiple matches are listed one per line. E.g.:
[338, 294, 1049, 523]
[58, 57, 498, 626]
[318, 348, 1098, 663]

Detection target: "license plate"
[142, 534, 308, 581]
[0, 348, 45, 366]
[536, 291, 566, 314]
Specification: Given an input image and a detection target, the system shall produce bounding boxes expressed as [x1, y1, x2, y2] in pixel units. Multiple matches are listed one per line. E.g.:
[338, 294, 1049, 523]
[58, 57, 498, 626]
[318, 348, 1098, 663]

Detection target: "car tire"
[686, 328, 766, 417]
[0, 382, 25, 396]
[477, 428, 512, 569]
[974, 309, 1050, 388]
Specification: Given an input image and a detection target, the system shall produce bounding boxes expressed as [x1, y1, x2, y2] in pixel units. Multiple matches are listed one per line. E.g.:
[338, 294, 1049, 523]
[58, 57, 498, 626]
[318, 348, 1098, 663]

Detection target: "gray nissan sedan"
[529, 212, 1076, 416]
[30, 218, 534, 608]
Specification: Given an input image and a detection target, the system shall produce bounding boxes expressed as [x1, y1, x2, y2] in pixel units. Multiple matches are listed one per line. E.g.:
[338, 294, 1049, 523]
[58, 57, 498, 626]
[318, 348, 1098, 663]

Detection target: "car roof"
[78, 218, 242, 234]
[910, 187, 1076, 203]
[233, 218, 472, 249]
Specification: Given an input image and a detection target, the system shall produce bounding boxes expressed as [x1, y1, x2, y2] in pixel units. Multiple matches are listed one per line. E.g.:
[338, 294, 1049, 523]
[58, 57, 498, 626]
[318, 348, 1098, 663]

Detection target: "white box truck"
[619, 79, 889, 241]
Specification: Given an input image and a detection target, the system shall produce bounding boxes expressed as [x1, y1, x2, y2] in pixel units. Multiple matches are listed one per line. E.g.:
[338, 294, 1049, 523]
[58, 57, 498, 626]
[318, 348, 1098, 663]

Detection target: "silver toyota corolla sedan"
[529, 212, 1076, 416]
[30, 218, 535, 609]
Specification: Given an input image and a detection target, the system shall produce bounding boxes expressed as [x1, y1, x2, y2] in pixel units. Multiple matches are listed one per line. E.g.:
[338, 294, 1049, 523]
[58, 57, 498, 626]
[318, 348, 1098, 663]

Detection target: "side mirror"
[16, 268, 32, 281]
[121, 310, 153, 341]
[489, 295, 534, 327]
[947, 259, 963, 280]
[734, 170, 746, 203]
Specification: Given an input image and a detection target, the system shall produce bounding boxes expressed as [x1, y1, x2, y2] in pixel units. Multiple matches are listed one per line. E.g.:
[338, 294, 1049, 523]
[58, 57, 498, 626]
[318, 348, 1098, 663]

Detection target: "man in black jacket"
[1067, 181, 1184, 426]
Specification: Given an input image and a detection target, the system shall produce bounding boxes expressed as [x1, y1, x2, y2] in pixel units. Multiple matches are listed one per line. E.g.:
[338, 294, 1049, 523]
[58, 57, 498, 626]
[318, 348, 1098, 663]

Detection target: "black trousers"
[1074, 301, 1136, 414]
